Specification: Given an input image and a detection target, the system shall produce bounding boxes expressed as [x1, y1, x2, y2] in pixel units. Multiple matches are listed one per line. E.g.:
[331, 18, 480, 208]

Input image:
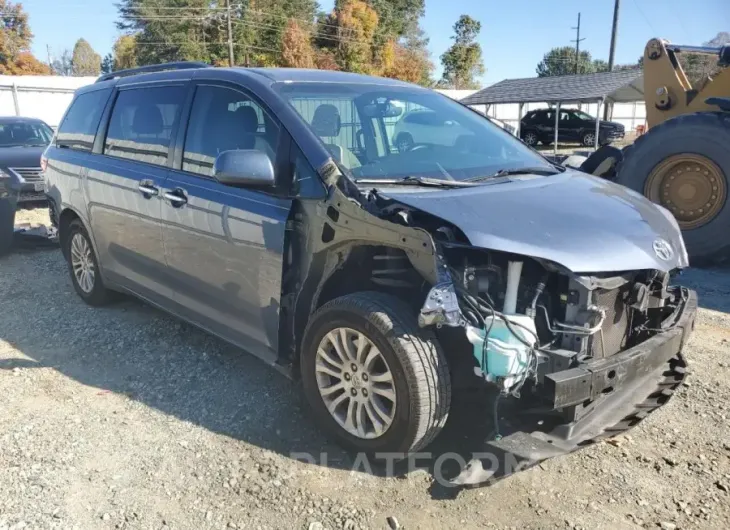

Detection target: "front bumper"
[450, 288, 697, 486]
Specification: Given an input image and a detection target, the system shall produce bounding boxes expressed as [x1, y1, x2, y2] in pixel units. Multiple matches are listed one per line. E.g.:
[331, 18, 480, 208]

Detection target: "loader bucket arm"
[644, 38, 730, 129]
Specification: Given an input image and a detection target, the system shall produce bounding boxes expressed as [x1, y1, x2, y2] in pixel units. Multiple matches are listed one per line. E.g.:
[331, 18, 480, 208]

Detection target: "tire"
[300, 291, 451, 457]
[616, 112, 730, 264]
[395, 133, 414, 153]
[581, 131, 597, 147]
[0, 200, 14, 257]
[64, 219, 115, 306]
[522, 130, 538, 147]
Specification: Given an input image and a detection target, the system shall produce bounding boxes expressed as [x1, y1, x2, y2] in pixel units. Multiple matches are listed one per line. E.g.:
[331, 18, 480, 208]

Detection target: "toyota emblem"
[653, 239, 674, 261]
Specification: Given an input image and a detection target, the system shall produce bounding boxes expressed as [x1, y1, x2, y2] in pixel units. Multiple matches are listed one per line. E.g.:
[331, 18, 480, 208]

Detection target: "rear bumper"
[450, 288, 697, 487]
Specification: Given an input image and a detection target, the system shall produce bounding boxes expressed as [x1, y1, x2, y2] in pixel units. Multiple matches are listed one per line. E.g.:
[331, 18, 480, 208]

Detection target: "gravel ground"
[1, 208, 729, 530]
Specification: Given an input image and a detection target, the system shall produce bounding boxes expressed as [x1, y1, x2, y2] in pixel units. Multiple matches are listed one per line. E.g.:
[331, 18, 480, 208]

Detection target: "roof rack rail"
[96, 61, 210, 83]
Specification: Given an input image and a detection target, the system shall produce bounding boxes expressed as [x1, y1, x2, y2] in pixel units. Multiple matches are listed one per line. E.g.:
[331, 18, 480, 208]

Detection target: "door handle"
[164, 188, 188, 207]
[138, 181, 159, 197]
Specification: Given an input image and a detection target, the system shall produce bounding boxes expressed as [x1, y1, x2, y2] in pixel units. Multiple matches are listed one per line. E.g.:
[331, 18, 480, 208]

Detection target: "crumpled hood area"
[378, 170, 689, 273]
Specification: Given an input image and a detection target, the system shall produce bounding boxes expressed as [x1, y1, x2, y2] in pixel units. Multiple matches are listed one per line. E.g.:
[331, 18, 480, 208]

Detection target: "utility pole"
[46, 44, 52, 71]
[607, 0, 621, 71]
[226, 0, 235, 66]
[571, 13, 585, 74]
[605, 0, 621, 119]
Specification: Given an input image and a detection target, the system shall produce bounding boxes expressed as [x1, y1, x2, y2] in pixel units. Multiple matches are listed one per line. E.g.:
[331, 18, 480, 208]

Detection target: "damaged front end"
[417, 244, 696, 486]
[286, 159, 696, 488]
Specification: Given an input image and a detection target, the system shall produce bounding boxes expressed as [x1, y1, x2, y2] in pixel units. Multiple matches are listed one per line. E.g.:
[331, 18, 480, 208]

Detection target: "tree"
[51, 49, 73, 76]
[382, 41, 430, 84]
[592, 59, 609, 73]
[439, 15, 484, 89]
[334, 0, 379, 74]
[112, 34, 137, 70]
[679, 31, 729, 86]
[71, 38, 101, 76]
[117, 0, 318, 67]
[0, 0, 50, 74]
[536, 46, 597, 77]
[101, 53, 114, 74]
[367, 0, 424, 59]
[314, 48, 340, 70]
[281, 20, 314, 68]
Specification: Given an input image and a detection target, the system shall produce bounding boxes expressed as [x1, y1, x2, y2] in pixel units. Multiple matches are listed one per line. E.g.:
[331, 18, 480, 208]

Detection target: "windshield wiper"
[467, 165, 564, 182]
[354, 176, 479, 188]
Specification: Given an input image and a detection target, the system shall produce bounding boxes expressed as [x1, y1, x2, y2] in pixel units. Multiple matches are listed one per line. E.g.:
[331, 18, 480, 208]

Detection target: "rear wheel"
[616, 112, 730, 263]
[522, 131, 538, 146]
[64, 219, 115, 305]
[300, 292, 451, 456]
[581, 131, 596, 147]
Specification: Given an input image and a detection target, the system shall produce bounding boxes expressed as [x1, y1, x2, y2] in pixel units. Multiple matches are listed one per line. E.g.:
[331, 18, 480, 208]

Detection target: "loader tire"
[616, 112, 730, 265]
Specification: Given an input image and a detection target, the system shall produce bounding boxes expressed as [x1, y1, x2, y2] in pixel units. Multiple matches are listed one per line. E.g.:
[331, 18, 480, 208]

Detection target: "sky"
[24, 0, 730, 85]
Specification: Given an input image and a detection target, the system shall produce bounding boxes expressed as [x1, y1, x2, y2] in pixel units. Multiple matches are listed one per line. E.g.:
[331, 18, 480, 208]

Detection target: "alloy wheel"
[315, 327, 397, 439]
[70, 232, 95, 293]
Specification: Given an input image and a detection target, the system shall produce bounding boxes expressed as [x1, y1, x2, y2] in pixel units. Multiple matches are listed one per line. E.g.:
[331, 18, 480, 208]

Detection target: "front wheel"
[300, 292, 451, 456]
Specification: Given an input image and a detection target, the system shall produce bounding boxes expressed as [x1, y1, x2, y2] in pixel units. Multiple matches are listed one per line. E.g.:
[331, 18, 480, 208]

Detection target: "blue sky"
[25, 0, 730, 84]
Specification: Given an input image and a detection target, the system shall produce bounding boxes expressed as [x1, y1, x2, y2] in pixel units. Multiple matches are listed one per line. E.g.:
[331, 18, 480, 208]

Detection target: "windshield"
[275, 82, 553, 182]
[0, 121, 53, 147]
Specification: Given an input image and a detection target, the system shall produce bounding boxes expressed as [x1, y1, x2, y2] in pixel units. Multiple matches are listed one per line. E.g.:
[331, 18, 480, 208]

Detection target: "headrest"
[234, 105, 259, 134]
[132, 103, 164, 135]
[311, 104, 341, 137]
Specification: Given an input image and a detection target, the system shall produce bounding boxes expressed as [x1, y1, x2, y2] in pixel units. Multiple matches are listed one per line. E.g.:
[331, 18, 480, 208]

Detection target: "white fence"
[0, 75, 96, 128]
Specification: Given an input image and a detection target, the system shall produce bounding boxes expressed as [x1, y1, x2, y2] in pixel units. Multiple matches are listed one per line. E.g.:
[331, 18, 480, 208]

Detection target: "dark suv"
[43, 63, 695, 485]
[520, 108, 625, 147]
[0, 117, 54, 254]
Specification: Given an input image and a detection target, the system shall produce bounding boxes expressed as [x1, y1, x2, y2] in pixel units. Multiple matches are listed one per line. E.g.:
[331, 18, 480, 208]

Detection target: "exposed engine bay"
[420, 244, 687, 396]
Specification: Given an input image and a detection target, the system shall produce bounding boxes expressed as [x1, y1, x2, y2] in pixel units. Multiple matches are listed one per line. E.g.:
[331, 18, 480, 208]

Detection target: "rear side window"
[56, 88, 111, 152]
[104, 86, 185, 167]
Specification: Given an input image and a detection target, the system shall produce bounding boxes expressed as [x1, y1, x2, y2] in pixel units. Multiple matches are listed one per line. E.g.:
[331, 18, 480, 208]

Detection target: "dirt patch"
[1, 208, 728, 530]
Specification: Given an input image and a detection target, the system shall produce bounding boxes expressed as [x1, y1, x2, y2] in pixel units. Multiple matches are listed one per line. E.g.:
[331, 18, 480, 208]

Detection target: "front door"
[160, 83, 291, 363]
[86, 84, 187, 304]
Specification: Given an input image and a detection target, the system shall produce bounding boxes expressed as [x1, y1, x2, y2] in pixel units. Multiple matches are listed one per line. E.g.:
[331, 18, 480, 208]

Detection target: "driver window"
[288, 97, 363, 170]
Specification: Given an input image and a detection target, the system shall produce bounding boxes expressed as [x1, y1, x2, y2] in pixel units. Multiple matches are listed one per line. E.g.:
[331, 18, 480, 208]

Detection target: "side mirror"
[214, 149, 275, 187]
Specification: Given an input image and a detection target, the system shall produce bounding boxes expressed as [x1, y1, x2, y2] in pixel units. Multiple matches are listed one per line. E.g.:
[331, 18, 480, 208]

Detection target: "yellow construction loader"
[615, 38, 730, 264]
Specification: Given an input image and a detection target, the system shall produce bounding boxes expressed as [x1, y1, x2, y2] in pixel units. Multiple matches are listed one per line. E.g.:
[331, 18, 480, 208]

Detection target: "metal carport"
[460, 69, 644, 154]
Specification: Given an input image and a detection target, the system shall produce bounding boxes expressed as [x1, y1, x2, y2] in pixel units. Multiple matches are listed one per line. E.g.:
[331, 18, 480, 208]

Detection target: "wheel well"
[58, 208, 80, 257]
[316, 245, 424, 312]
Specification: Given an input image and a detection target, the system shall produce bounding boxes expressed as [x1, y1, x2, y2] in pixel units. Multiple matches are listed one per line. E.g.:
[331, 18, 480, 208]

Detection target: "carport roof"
[461, 69, 644, 105]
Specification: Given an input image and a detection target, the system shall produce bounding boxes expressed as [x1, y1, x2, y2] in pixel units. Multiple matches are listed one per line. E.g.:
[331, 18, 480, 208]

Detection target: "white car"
[393, 110, 471, 151]
[393, 110, 515, 152]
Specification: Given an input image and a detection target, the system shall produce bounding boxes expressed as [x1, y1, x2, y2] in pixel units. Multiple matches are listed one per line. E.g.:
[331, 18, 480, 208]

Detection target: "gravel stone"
[1, 209, 730, 529]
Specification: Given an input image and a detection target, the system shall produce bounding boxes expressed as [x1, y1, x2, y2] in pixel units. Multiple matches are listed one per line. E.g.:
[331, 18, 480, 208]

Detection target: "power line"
[631, 0, 657, 35]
